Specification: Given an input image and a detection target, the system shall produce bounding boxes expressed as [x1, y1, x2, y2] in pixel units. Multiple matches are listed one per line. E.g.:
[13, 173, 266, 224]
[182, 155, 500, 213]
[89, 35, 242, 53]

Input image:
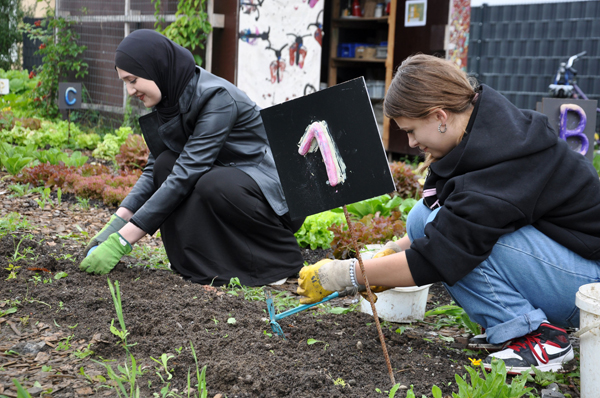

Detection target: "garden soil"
[0, 175, 580, 398]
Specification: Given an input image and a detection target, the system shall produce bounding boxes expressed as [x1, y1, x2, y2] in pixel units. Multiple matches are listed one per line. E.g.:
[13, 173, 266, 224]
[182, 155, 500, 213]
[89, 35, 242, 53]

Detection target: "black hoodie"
[406, 85, 600, 286]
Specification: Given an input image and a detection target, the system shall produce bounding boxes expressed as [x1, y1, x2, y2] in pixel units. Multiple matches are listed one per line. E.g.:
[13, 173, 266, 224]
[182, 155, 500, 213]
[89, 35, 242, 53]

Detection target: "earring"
[438, 123, 447, 133]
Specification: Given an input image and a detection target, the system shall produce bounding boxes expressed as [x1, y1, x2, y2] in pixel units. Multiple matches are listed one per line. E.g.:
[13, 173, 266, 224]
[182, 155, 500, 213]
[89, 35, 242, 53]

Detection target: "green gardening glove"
[84, 214, 128, 254]
[79, 232, 132, 275]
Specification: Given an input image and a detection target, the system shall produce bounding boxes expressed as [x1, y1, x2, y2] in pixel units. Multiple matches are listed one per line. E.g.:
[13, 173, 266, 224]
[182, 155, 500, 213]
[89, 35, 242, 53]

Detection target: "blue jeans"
[406, 199, 600, 344]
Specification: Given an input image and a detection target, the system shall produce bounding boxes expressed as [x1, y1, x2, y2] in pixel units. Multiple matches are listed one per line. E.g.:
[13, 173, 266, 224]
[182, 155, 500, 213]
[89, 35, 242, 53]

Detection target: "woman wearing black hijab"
[79, 30, 305, 286]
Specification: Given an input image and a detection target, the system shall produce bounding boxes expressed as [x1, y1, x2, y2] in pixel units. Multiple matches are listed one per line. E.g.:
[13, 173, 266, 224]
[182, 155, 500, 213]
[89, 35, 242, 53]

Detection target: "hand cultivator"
[265, 288, 357, 338]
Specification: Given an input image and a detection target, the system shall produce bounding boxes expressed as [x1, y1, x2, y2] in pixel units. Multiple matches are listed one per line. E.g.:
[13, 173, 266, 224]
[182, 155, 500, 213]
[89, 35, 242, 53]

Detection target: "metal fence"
[468, 0, 600, 111]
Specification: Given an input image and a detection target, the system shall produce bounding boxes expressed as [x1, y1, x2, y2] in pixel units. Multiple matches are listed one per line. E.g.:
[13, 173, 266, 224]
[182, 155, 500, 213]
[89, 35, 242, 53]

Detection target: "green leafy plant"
[424, 304, 481, 336]
[152, 0, 212, 66]
[452, 359, 533, 398]
[295, 210, 346, 250]
[331, 194, 403, 219]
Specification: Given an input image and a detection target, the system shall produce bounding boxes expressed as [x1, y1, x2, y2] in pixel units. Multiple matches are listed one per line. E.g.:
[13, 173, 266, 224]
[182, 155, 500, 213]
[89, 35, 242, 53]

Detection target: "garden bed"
[0, 176, 581, 398]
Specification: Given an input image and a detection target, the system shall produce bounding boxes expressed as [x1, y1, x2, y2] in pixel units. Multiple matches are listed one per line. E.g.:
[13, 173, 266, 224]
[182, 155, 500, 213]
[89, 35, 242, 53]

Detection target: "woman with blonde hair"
[298, 54, 600, 374]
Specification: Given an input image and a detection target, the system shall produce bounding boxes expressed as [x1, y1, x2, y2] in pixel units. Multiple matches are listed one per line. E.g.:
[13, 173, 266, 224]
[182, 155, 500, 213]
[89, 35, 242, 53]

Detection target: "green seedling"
[307, 338, 330, 351]
[175, 346, 183, 355]
[107, 278, 136, 350]
[0, 306, 17, 317]
[94, 351, 145, 398]
[189, 341, 208, 398]
[54, 271, 68, 280]
[73, 343, 94, 359]
[42, 365, 53, 372]
[0, 212, 31, 238]
[56, 334, 74, 351]
[151, 353, 175, 381]
[263, 330, 272, 338]
[5, 263, 20, 280]
[227, 317, 236, 325]
[35, 187, 53, 209]
[424, 304, 481, 335]
[30, 274, 42, 285]
[76, 196, 90, 209]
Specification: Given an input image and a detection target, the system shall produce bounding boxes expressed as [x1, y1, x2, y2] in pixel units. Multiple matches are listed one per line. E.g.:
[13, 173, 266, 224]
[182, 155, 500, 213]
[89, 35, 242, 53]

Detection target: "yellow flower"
[595, 133, 599, 141]
[469, 357, 482, 366]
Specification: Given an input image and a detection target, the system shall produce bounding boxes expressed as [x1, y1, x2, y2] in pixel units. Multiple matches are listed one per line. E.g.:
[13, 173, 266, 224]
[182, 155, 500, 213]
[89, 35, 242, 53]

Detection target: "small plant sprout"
[56, 335, 74, 351]
[307, 338, 330, 351]
[150, 353, 175, 381]
[107, 278, 136, 350]
[189, 341, 209, 398]
[227, 317, 236, 325]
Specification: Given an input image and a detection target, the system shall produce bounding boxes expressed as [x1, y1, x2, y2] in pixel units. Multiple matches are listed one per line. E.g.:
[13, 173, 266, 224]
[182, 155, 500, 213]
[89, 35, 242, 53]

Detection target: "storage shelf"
[328, 0, 397, 150]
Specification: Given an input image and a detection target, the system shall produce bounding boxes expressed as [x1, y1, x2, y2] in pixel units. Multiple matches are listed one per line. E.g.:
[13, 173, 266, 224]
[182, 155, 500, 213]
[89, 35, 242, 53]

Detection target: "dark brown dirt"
[0, 177, 581, 397]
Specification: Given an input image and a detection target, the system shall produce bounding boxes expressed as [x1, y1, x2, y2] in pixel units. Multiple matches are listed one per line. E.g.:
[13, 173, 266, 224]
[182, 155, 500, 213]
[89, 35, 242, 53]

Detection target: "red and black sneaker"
[483, 323, 573, 374]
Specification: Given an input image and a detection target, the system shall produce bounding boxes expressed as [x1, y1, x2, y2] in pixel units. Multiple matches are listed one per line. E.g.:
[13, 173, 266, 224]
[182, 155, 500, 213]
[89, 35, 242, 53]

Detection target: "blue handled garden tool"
[265, 288, 357, 338]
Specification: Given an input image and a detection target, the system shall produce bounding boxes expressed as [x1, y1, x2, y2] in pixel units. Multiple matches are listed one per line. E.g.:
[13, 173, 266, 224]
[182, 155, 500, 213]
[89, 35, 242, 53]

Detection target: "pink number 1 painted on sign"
[298, 121, 347, 187]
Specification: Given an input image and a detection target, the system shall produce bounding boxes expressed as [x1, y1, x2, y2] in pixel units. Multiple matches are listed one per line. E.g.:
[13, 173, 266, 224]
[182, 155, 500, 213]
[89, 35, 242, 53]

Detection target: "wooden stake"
[343, 205, 396, 386]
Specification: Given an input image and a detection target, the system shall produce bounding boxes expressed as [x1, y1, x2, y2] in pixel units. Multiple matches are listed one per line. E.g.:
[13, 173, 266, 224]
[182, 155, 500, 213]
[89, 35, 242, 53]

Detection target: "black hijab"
[115, 30, 196, 125]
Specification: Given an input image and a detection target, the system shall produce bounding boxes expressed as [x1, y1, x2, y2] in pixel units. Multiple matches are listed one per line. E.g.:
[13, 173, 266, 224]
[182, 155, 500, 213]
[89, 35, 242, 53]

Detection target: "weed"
[73, 343, 94, 359]
[35, 187, 53, 209]
[0, 306, 17, 317]
[107, 278, 136, 350]
[56, 334, 73, 351]
[95, 351, 145, 398]
[225, 277, 297, 312]
[0, 212, 31, 237]
[5, 263, 20, 280]
[8, 183, 43, 198]
[307, 338, 329, 351]
[189, 341, 208, 398]
[424, 304, 481, 335]
[76, 196, 90, 209]
[131, 244, 170, 270]
[150, 353, 174, 382]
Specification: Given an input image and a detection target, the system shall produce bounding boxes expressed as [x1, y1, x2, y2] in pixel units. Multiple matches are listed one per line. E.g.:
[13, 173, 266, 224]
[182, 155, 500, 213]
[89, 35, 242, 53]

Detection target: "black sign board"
[58, 82, 82, 110]
[261, 77, 394, 220]
[540, 97, 597, 162]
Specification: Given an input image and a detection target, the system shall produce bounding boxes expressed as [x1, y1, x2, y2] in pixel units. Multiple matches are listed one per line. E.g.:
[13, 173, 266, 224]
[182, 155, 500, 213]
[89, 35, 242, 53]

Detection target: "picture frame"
[405, 0, 427, 27]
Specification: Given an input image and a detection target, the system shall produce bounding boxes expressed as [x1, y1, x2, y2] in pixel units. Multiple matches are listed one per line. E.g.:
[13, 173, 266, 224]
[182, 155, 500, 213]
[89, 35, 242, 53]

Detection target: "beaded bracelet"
[349, 258, 360, 287]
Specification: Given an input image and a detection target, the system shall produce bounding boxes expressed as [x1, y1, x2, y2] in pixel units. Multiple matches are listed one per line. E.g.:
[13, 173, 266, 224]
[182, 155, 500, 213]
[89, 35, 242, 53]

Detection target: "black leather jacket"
[120, 66, 288, 235]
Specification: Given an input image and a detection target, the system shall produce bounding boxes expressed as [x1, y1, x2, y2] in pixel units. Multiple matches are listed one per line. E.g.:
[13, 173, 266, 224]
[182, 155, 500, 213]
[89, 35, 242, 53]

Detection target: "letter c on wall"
[65, 87, 77, 106]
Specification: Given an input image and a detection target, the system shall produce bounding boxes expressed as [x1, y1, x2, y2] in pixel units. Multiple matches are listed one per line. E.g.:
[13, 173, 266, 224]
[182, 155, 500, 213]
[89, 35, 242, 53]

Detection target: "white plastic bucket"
[360, 284, 432, 323]
[575, 283, 600, 398]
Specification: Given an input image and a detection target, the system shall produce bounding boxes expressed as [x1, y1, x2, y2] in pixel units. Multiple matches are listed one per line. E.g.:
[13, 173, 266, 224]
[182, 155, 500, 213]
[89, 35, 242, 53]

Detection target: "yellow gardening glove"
[297, 259, 354, 304]
[359, 241, 402, 302]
